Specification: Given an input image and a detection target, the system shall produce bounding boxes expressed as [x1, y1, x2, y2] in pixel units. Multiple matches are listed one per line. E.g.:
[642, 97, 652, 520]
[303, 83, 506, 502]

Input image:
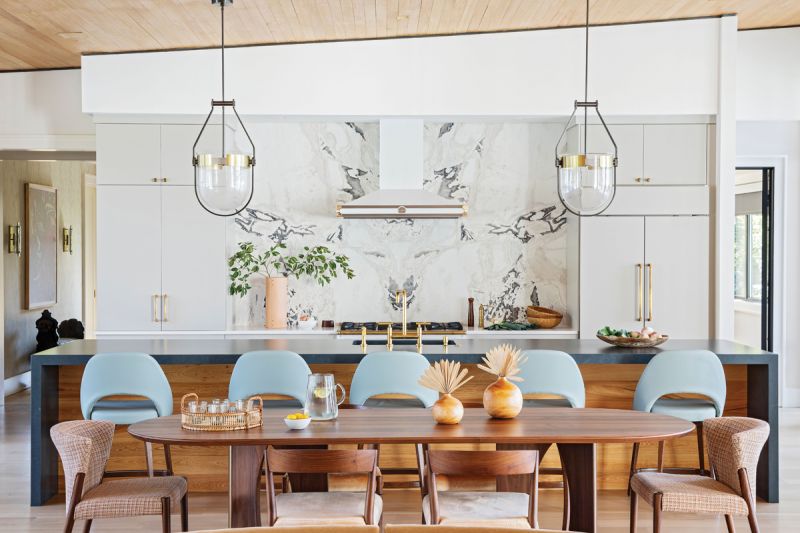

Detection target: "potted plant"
[228, 241, 355, 329]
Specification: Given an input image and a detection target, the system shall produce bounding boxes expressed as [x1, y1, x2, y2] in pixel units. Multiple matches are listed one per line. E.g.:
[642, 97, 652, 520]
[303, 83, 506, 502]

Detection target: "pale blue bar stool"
[228, 350, 311, 406]
[80, 352, 174, 476]
[628, 349, 727, 492]
[517, 349, 585, 530]
[350, 350, 437, 501]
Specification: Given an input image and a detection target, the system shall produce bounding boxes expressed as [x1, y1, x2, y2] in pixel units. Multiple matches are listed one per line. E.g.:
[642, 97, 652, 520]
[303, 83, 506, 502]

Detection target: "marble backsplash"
[228, 121, 570, 326]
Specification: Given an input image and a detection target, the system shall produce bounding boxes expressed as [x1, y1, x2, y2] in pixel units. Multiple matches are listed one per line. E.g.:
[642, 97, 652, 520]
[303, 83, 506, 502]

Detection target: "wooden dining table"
[129, 407, 694, 532]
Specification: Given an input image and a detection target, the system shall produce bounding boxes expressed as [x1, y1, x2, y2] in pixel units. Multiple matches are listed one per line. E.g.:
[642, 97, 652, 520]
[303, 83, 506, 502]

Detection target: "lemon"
[286, 414, 296, 420]
[313, 387, 330, 399]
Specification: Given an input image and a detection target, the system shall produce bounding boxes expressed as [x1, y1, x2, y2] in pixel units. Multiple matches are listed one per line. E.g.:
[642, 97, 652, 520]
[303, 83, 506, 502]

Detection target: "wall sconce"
[63, 225, 73, 255]
[8, 222, 21, 256]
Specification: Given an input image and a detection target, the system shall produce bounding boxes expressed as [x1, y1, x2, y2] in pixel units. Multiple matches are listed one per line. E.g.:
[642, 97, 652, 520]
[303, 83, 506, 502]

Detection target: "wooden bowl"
[526, 306, 563, 329]
[597, 334, 669, 348]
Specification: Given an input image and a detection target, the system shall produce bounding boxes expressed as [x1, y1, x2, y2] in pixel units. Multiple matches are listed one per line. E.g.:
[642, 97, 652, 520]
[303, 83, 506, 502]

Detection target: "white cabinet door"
[160, 124, 223, 186]
[96, 186, 162, 331]
[584, 124, 644, 186]
[643, 125, 707, 185]
[579, 217, 646, 337]
[96, 124, 161, 185]
[644, 216, 710, 338]
[161, 187, 227, 330]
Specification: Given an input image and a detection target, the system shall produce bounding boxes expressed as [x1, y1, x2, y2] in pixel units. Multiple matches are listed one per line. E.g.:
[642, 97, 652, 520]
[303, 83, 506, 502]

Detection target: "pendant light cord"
[583, 0, 589, 152]
[220, 0, 226, 155]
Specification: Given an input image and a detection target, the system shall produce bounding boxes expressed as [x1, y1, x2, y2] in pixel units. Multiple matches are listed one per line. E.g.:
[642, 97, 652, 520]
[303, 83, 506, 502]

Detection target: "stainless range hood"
[337, 119, 467, 219]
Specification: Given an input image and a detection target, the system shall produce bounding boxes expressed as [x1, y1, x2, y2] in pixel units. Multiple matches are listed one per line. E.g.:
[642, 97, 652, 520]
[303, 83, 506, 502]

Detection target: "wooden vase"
[432, 393, 464, 425]
[264, 276, 288, 329]
[483, 377, 523, 419]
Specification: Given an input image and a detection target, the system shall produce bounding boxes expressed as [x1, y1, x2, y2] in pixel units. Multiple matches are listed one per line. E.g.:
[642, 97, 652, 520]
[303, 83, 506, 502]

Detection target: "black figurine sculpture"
[35, 310, 59, 352]
[58, 318, 85, 340]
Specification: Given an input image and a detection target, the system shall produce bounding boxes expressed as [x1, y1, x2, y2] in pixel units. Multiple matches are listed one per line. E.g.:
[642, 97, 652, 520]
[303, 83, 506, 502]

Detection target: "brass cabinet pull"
[647, 263, 653, 322]
[151, 177, 158, 183]
[635, 177, 642, 183]
[636, 264, 643, 321]
[162, 294, 169, 322]
[152, 294, 160, 322]
[644, 177, 652, 183]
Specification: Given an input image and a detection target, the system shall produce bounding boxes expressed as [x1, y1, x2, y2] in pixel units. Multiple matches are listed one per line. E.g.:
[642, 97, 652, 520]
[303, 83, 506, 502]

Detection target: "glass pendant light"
[554, 0, 617, 216]
[193, 0, 256, 217]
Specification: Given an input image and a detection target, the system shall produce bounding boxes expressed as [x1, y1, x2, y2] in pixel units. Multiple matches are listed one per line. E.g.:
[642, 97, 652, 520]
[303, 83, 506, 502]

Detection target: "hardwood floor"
[2, 390, 797, 532]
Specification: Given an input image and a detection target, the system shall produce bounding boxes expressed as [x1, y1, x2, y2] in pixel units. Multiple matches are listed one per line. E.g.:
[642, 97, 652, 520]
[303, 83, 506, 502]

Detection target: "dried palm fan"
[418, 359, 473, 424]
[478, 343, 527, 380]
[478, 344, 528, 419]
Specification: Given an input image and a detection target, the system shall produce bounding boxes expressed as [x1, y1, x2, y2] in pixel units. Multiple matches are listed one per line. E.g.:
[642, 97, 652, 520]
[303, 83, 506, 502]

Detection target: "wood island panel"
[56, 363, 747, 493]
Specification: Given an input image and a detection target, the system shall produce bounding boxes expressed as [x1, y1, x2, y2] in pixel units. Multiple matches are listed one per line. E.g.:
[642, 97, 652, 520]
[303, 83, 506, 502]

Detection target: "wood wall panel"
[2, 1, 799, 70]
[57, 362, 747, 493]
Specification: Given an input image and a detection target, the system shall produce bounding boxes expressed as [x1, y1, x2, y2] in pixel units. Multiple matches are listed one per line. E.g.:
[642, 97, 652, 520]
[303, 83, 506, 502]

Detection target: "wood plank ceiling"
[1, 0, 799, 71]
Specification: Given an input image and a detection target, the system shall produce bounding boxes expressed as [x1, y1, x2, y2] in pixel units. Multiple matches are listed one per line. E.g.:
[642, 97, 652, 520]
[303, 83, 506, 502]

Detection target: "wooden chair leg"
[628, 442, 640, 495]
[145, 442, 155, 477]
[695, 422, 705, 475]
[164, 445, 174, 476]
[725, 514, 736, 533]
[82, 520, 93, 533]
[630, 491, 638, 533]
[653, 493, 662, 533]
[63, 516, 75, 533]
[180, 493, 188, 532]
[161, 497, 171, 533]
[747, 512, 760, 533]
[657, 441, 665, 472]
[562, 471, 570, 531]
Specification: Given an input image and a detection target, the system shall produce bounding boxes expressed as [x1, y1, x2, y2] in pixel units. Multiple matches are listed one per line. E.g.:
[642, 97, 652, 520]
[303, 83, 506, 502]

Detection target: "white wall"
[737, 28, 800, 121]
[82, 18, 721, 117]
[0, 70, 95, 150]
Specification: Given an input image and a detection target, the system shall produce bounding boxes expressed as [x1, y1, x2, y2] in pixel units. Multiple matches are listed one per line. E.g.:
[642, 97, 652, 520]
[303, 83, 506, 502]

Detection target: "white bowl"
[284, 417, 311, 430]
[297, 319, 317, 330]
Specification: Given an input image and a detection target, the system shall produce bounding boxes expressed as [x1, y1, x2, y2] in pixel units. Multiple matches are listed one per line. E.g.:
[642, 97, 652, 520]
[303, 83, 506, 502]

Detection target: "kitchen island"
[31, 338, 778, 505]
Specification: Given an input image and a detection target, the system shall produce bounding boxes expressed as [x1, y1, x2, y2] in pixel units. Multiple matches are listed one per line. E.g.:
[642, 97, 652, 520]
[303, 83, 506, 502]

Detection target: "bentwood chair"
[350, 350, 438, 493]
[516, 349, 585, 530]
[265, 447, 382, 526]
[424, 450, 540, 528]
[51, 420, 188, 533]
[228, 350, 311, 406]
[629, 350, 727, 491]
[80, 352, 174, 477]
[630, 417, 769, 533]
[191, 527, 379, 533]
[387, 526, 576, 533]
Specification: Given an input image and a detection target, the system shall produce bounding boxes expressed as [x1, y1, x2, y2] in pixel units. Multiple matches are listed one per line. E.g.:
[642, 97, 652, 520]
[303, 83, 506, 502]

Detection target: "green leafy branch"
[228, 241, 355, 297]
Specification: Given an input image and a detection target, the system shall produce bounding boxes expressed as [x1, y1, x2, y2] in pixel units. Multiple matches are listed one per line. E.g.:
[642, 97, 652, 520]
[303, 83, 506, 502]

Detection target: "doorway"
[733, 167, 774, 351]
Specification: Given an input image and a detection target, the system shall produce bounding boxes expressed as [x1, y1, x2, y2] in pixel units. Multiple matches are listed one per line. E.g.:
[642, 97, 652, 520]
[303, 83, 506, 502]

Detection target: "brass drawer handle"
[152, 294, 160, 322]
[647, 263, 653, 322]
[636, 264, 643, 321]
[162, 294, 169, 322]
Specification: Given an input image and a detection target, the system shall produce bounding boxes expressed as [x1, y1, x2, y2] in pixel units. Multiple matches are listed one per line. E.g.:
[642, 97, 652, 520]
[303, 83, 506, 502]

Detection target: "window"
[734, 213, 762, 301]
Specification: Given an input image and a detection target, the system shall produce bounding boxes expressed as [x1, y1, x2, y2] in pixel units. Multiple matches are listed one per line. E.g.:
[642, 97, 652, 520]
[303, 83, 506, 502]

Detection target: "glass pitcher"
[305, 373, 346, 420]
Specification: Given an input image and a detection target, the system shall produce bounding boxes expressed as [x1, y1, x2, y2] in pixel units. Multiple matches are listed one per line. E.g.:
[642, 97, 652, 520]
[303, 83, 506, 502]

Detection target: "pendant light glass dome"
[554, 0, 618, 217]
[193, 0, 256, 217]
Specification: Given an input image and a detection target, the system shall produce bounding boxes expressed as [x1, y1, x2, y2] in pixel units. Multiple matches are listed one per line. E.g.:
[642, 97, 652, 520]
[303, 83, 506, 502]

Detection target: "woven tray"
[180, 393, 263, 431]
[597, 334, 669, 348]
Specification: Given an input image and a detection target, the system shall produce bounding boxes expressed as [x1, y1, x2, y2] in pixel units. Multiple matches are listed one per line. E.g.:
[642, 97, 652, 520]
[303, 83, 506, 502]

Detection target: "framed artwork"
[25, 183, 58, 309]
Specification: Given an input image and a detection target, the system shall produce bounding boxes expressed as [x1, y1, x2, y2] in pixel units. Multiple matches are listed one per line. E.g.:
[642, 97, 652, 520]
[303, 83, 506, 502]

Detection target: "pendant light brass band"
[558, 153, 615, 169]
[559, 154, 586, 168]
[195, 153, 253, 168]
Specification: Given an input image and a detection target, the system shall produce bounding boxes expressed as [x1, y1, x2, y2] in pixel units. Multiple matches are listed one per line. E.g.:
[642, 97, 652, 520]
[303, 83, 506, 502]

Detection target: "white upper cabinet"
[96, 124, 161, 185]
[161, 186, 227, 331]
[96, 186, 162, 331]
[643, 124, 707, 185]
[584, 125, 644, 186]
[160, 124, 223, 185]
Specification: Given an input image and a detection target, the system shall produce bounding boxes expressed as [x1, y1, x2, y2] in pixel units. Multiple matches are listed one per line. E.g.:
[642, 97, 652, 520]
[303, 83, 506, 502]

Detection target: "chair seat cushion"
[273, 492, 383, 526]
[90, 400, 159, 425]
[631, 472, 748, 515]
[650, 398, 717, 422]
[422, 492, 531, 528]
[74, 476, 187, 520]
[523, 398, 574, 408]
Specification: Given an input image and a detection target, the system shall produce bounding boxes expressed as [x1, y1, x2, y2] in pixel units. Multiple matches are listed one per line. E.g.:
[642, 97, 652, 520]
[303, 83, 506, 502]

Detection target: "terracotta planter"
[432, 393, 464, 425]
[264, 276, 288, 329]
[483, 377, 523, 419]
